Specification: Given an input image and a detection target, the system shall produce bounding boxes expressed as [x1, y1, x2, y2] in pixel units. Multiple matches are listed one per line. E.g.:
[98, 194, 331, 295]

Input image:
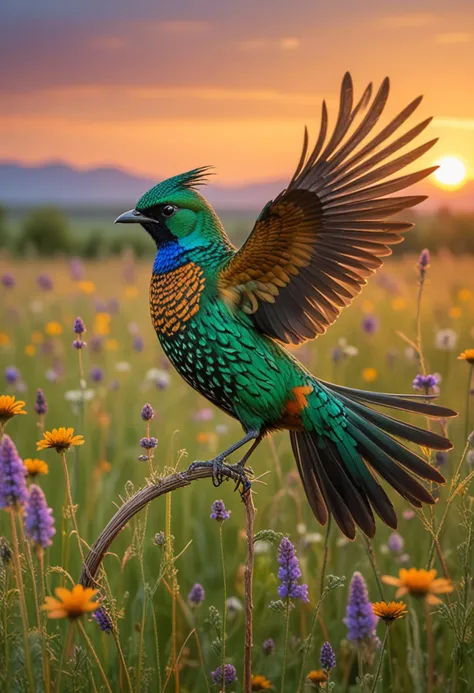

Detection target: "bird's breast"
[149, 262, 206, 337]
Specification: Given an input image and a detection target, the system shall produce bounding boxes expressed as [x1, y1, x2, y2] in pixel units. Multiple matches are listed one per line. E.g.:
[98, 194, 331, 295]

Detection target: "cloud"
[377, 13, 437, 28]
[435, 32, 472, 45]
[433, 117, 474, 130]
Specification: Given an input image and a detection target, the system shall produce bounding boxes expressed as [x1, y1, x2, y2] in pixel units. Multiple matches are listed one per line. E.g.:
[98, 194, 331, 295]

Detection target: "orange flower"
[362, 367, 377, 383]
[77, 280, 96, 294]
[372, 600, 408, 624]
[24, 458, 49, 477]
[306, 670, 327, 684]
[45, 321, 63, 336]
[37, 427, 85, 453]
[251, 674, 272, 690]
[382, 568, 453, 605]
[0, 395, 27, 423]
[41, 584, 98, 619]
[458, 349, 474, 365]
[24, 345, 36, 357]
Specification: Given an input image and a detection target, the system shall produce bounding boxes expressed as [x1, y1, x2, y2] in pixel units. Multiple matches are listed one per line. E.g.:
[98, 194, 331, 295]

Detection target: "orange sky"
[1, 2, 473, 184]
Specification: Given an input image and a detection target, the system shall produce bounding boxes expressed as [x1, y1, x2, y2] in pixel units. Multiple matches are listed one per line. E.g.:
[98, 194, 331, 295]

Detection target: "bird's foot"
[187, 457, 253, 493]
[225, 461, 254, 495]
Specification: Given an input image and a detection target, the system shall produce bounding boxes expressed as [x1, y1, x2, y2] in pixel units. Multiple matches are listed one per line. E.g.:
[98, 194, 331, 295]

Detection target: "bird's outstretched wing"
[218, 73, 436, 344]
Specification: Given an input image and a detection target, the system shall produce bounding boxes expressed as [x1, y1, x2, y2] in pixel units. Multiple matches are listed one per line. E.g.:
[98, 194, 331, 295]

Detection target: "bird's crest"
[137, 167, 214, 210]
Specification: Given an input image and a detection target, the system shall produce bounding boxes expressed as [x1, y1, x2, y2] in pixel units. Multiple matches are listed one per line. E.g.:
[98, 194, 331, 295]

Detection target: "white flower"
[254, 540, 271, 555]
[296, 523, 307, 535]
[45, 369, 58, 382]
[215, 424, 229, 436]
[338, 337, 358, 357]
[303, 532, 324, 545]
[115, 361, 131, 372]
[226, 596, 243, 612]
[29, 300, 44, 314]
[404, 346, 417, 363]
[146, 368, 170, 388]
[435, 328, 457, 350]
[65, 389, 95, 403]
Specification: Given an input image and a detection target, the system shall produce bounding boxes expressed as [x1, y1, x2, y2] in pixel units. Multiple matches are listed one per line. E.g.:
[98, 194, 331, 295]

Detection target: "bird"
[115, 73, 456, 539]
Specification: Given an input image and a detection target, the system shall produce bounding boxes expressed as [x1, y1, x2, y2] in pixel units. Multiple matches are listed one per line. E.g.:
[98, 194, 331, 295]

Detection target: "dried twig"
[242, 491, 256, 693]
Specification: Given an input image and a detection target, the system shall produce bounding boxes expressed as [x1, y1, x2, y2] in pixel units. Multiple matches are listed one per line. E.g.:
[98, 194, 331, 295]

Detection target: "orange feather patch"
[149, 263, 205, 337]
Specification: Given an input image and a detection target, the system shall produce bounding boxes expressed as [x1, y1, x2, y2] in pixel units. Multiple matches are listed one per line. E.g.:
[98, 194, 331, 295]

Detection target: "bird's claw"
[188, 458, 253, 494]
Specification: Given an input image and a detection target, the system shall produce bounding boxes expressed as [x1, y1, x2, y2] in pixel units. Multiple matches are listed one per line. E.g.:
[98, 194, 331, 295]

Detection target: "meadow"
[0, 247, 473, 692]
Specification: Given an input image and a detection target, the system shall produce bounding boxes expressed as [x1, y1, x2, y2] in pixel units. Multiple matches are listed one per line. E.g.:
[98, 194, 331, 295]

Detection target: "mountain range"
[1, 161, 473, 212]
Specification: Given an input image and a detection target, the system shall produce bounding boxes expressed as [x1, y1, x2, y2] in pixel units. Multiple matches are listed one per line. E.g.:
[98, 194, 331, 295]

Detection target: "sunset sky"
[1, 0, 473, 185]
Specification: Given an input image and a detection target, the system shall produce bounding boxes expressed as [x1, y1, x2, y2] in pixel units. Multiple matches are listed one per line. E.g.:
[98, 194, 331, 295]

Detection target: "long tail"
[290, 380, 456, 539]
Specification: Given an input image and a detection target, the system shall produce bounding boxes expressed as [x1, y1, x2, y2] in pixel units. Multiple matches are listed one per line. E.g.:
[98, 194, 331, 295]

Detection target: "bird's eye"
[161, 204, 177, 218]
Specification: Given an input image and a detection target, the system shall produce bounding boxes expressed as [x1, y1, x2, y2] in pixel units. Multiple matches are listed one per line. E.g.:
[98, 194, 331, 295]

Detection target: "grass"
[0, 251, 473, 692]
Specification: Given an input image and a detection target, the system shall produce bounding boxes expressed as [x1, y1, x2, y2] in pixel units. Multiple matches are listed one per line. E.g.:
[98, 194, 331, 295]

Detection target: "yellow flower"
[105, 338, 120, 351]
[391, 297, 406, 311]
[41, 584, 98, 620]
[37, 427, 85, 453]
[98, 460, 112, 472]
[0, 395, 27, 423]
[77, 280, 96, 294]
[372, 600, 408, 624]
[458, 288, 472, 303]
[31, 331, 44, 345]
[94, 313, 111, 336]
[449, 306, 461, 319]
[382, 568, 453, 605]
[362, 367, 377, 383]
[24, 345, 36, 357]
[124, 285, 139, 298]
[45, 321, 63, 336]
[0, 333, 11, 346]
[306, 670, 327, 684]
[24, 458, 49, 477]
[251, 674, 272, 690]
[362, 299, 375, 313]
[458, 349, 474, 365]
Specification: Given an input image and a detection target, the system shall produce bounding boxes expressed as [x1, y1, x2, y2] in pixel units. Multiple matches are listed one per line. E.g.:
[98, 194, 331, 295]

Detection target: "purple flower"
[73, 317, 86, 335]
[320, 641, 336, 670]
[403, 509, 416, 520]
[24, 484, 55, 548]
[90, 336, 103, 352]
[73, 340, 87, 350]
[387, 532, 404, 554]
[277, 536, 309, 602]
[188, 583, 205, 606]
[69, 258, 84, 281]
[141, 403, 155, 422]
[0, 435, 29, 509]
[133, 336, 144, 352]
[418, 248, 430, 270]
[1, 273, 15, 289]
[210, 499, 230, 521]
[90, 366, 104, 383]
[193, 408, 214, 422]
[434, 451, 448, 467]
[362, 315, 379, 335]
[34, 389, 48, 416]
[107, 298, 120, 314]
[211, 664, 236, 688]
[140, 437, 158, 449]
[37, 274, 53, 291]
[4, 366, 19, 385]
[262, 638, 275, 656]
[345, 572, 377, 642]
[93, 608, 113, 634]
[412, 373, 440, 394]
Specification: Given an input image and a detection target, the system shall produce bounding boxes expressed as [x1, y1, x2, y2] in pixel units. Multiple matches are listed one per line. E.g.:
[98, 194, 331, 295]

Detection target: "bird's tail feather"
[290, 381, 456, 539]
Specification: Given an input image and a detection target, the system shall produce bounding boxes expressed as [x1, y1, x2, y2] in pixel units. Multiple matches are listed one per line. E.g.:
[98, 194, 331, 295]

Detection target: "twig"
[243, 491, 256, 693]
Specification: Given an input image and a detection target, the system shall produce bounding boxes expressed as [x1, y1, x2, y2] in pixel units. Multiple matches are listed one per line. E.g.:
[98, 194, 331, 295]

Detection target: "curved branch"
[80, 466, 243, 587]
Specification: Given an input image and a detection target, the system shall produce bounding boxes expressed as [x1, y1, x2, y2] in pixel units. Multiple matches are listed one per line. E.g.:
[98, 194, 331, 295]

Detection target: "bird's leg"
[188, 429, 260, 489]
[226, 434, 263, 494]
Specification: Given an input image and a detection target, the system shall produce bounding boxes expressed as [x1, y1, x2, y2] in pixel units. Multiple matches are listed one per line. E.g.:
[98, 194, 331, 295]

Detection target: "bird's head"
[114, 167, 221, 247]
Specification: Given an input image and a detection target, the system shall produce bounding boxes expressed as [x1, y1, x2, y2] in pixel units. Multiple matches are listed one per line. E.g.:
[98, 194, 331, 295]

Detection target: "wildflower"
[387, 532, 405, 554]
[77, 280, 96, 294]
[188, 583, 205, 606]
[133, 336, 144, 352]
[211, 663, 237, 688]
[37, 274, 53, 291]
[115, 361, 131, 373]
[210, 499, 231, 521]
[345, 572, 377, 642]
[382, 568, 453, 605]
[403, 509, 415, 520]
[362, 368, 377, 383]
[458, 288, 472, 302]
[391, 297, 406, 311]
[458, 349, 474, 365]
[0, 395, 27, 424]
[73, 339, 87, 349]
[251, 674, 272, 690]
[412, 373, 440, 394]
[153, 531, 166, 546]
[332, 337, 358, 363]
[194, 407, 214, 422]
[90, 336, 103, 352]
[4, 366, 19, 385]
[372, 601, 408, 624]
[73, 317, 86, 335]
[435, 328, 457, 350]
[24, 458, 49, 477]
[139, 437, 158, 449]
[24, 484, 55, 548]
[320, 641, 336, 670]
[146, 368, 170, 389]
[90, 366, 104, 383]
[125, 285, 139, 298]
[467, 450, 474, 466]
[434, 451, 448, 467]
[277, 536, 309, 602]
[41, 585, 99, 619]
[37, 427, 85, 453]
[262, 638, 275, 655]
[306, 670, 327, 684]
[216, 424, 229, 436]
[34, 389, 48, 416]
[141, 403, 155, 421]
[45, 321, 62, 336]
[0, 435, 29, 509]
[64, 389, 95, 404]
[25, 345, 36, 357]
[69, 258, 84, 281]
[449, 306, 462, 319]
[0, 333, 11, 347]
[362, 315, 379, 335]
[418, 248, 430, 279]
[92, 607, 113, 634]
[1, 273, 15, 288]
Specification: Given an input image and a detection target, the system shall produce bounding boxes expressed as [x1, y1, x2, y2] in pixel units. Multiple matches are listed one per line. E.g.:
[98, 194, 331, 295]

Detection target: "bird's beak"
[114, 209, 155, 224]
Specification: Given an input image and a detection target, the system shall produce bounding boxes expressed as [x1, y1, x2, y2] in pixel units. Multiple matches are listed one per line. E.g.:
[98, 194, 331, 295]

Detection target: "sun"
[433, 156, 467, 189]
